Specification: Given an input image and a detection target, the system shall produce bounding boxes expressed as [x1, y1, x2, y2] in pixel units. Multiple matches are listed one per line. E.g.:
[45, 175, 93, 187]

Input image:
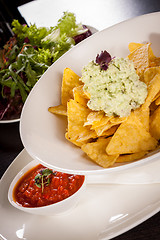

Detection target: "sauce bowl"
[8, 160, 86, 216]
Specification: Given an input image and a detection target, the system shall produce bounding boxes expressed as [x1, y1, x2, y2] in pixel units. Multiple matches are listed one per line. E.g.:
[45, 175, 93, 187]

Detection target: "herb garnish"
[34, 168, 54, 193]
[95, 50, 111, 70]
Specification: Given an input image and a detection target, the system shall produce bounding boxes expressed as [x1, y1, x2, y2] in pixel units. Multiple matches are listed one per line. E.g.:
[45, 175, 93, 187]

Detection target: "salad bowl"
[0, 12, 95, 123]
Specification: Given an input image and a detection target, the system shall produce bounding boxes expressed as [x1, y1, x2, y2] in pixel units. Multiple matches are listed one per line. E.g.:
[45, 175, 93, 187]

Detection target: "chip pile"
[48, 42, 160, 168]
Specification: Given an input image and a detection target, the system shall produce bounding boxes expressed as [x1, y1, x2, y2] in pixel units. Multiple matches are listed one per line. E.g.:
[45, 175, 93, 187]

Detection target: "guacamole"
[80, 57, 148, 117]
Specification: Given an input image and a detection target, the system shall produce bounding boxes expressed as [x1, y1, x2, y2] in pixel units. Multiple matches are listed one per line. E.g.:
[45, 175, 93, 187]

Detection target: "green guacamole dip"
[80, 57, 148, 117]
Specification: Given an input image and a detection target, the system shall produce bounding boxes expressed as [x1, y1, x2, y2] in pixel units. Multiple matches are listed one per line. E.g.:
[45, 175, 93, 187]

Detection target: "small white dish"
[8, 160, 86, 216]
[20, 11, 160, 174]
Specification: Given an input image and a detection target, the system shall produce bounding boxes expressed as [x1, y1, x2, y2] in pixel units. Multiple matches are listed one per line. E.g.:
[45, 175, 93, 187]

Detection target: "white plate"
[0, 149, 160, 240]
[20, 12, 160, 174]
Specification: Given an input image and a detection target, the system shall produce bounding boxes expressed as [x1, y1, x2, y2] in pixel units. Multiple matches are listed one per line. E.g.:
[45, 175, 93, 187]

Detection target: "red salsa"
[13, 164, 85, 208]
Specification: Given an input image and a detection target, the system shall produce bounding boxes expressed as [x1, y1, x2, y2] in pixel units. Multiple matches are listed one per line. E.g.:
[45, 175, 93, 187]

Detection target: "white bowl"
[20, 12, 160, 174]
[8, 160, 86, 216]
[0, 118, 20, 124]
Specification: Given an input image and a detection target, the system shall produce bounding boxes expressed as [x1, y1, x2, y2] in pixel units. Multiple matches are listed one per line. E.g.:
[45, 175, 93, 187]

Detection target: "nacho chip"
[106, 114, 157, 155]
[128, 43, 151, 74]
[73, 85, 89, 107]
[128, 42, 144, 53]
[110, 116, 127, 124]
[143, 73, 160, 110]
[94, 122, 115, 137]
[155, 96, 160, 105]
[101, 125, 119, 137]
[153, 91, 160, 103]
[116, 151, 148, 163]
[91, 115, 112, 129]
[129, 42, 155, 58]
[150, 106, 160, 140]
[93, 116, 126, 137]
[48, 105, 67, 116]
[84, 112, 119, 137]
[84, 111, 105, 127]
[143, 66, 160, 85]
[67, 99, 96, 142]
[81, 137, 119, 168]
[150, 57, 160, 67]
[65, 132, 91, 147]
[134, 106, 150, 131]
[150, 102, 158, 115]
[61, 68, 82, 105]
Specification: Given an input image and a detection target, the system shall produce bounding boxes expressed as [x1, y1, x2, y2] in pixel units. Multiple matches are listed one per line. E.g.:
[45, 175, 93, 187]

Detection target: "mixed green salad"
[0, 12, 92, 120]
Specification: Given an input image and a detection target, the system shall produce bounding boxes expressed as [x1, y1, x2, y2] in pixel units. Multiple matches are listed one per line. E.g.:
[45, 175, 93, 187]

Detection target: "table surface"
[0, 0, 160, 239]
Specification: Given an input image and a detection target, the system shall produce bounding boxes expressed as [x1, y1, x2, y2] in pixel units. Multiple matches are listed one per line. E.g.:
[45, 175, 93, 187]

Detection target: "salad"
[0, 12, 92, 121]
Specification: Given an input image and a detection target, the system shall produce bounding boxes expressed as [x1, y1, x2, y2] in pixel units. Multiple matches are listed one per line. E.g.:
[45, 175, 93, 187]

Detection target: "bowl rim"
[0, 118, 20, 124]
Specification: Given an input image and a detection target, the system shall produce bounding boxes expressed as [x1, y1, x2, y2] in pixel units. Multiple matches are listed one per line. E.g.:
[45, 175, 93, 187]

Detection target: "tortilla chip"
[150, 102, 158, 115]
[128, 42, 155, 61]
[153, 91, 160, 103]
[143, 73, 160, 110]
[65, 132, 91, 147]
[106, 114, 157, 155]
[150, 106, 160, 140]
[67, 99, 96, 142]
[143, 66, 160, 85]
[84, 111, 105, 127]
[128, 43, 151, 74]
[116, 151, 148, 163]
[48, 105, 67, 116]
[155, 96, 160, 105]
[100, 125, 119, 137]
[61, 68, 82, 105]
[93, 116, 126, 137]
[134, 106, 150, 131]
[73, 85, 89, 107]
[150, 57, 160, 67]
[94, 122, 114, 137]
[128, 42, 144, 53]
[81, 137, 119, 168]
[110, 116, 127, 124]
[91, 115, 112, 129]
